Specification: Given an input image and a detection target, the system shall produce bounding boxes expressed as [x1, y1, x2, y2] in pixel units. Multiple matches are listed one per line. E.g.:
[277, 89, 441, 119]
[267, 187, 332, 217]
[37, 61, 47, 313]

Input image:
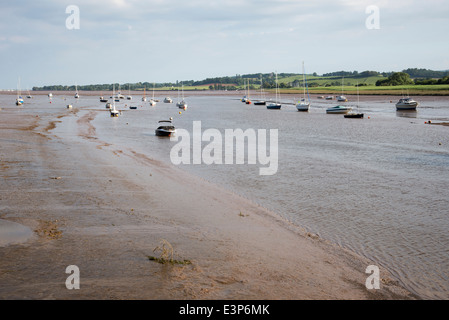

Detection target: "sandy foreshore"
[0, 104, 416, 300]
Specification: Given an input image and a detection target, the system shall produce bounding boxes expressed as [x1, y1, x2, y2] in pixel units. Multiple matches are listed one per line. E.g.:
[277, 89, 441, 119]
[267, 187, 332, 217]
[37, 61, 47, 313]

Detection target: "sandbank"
[0, 104, 415, 300]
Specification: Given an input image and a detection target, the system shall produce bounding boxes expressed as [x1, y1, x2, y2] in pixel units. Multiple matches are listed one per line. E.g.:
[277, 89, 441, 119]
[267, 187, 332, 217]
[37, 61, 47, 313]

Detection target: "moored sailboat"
[176, 82, 187, 109]
[344, 82, 363, 118]
[266, 72, 281, 109]
[296, 61, 311, 112]
[110, 84, 119, 117]
[15, 77, 24, 106]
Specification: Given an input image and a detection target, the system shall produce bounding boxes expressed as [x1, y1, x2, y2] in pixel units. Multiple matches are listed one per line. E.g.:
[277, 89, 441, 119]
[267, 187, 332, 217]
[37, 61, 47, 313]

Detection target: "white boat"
[267, 72, 281, 109]
[142, 87, 147, 102]
[325, 95, 333, 100]
[396, 97, 419, 110]
[164, 97, 173, 103]
[74, 83, 79, 98]
[126, 84, 132, 100]
[155, 119, 176, 137]
[326, 105, 352, 114]
[48, 93, 53, 98]
[336, 76, 348, 102]
[296, 61, 310, 112]
[110, 84, 119, 117]
[176, 82, 187, 109]
[67, 104, 72, 109]
[149, 83, 157, 106]
[15, 77, 24, 106]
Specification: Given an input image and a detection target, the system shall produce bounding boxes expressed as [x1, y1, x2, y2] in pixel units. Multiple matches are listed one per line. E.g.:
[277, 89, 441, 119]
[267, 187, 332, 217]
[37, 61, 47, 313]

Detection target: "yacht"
[155, 120, 176, 137]
[396, 97, 419, 110]
[326, 105, 352, 114]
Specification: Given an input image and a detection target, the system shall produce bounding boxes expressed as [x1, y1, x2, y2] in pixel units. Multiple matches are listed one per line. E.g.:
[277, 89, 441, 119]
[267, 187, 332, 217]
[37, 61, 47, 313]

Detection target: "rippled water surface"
[3, 92, 449, 299]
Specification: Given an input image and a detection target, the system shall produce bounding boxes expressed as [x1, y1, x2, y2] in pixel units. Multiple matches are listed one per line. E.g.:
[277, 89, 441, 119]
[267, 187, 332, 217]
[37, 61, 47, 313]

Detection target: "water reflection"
[396, 110, 417, 118]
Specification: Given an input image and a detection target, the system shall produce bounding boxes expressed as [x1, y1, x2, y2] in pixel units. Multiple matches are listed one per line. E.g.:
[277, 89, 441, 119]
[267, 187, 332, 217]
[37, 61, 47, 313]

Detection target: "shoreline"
[0, 105, 416, 299]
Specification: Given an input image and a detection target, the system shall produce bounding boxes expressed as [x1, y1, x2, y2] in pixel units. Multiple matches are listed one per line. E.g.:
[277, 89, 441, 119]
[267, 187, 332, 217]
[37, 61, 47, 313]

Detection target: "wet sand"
[0, 104, 415, 300]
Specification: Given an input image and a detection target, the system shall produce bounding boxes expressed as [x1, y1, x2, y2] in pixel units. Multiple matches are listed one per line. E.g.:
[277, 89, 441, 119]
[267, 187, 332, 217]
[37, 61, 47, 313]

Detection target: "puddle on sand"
[0, 219, 34, 246]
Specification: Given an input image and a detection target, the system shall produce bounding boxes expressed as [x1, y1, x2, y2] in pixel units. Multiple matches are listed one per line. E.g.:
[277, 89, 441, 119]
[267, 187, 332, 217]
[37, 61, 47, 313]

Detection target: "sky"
[1, 0, 449, 89]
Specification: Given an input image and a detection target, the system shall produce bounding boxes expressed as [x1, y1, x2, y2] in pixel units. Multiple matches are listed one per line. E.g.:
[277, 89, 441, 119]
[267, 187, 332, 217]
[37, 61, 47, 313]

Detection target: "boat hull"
[326, 106, 351, 114]
[396, 104, 418, 111]
[344, 113, 364, 118]
[267, 104, 281, 110]
[296, 103, 309, 112]
[253, 101, 266, 105]
[155, 129, 175, 137]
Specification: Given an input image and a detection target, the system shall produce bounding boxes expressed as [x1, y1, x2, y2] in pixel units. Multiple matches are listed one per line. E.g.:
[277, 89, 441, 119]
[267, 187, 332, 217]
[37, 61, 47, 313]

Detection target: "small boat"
[15, 77, 24, 105]
[164, 97, 173, 103]
[100, 96, 108, 103]
[155, 120, 176, 137]
[266, 103, 281, 109]
[326, 105, 352, 114]
[142, 87, 147, 102]
[325, 96, 334, 100]
[336, 77, 347, 102]
[241, 79, 249, 102]
[110, 84, 120, 117]
[110, 108, 119, 117]
[344, 82, 363, 118]
[254, 77, 266, 105]
[105, 103, 112, 109]
[48, 93, 53, 98]
[126, 84, 132, 100]
[176, 83, 188, 109]
[74, 83, 79, 98]
[296, 61, 311, 112]
[129, 105, 137, 109]
[317, 96, 325, 99]
[344, 113, 364, 118]
[296, 99, 310, 111]
[396, 97, 418, 110]
[67, 104, 72, 109]
[177, 100, 187, 109]
[149, 83, 157, 105]
[267, 71, 281, 110]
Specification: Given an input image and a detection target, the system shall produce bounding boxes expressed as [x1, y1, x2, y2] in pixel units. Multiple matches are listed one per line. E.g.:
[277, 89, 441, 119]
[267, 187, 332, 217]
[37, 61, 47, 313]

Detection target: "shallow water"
[0, 219, 34, 246]
[2, 92, 449, 299]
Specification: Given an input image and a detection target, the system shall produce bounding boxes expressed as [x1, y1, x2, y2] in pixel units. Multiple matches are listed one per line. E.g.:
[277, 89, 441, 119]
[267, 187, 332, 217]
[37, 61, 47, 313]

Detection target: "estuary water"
[3, 91, 449, 299]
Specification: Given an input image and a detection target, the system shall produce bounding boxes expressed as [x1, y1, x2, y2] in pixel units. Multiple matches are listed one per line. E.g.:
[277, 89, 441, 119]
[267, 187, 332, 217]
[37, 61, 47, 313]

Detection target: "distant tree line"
[32, 68, 449, 91]
[376, 71, 449, 86]
[322, 70, 386, 78]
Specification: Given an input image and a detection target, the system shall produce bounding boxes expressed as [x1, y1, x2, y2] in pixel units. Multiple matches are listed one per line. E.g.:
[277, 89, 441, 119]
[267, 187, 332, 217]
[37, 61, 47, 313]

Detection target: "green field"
[279, 84, 449, 96]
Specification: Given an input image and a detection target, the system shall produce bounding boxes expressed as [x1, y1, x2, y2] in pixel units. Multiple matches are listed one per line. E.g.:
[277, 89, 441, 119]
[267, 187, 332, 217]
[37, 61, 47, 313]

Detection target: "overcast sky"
[1, 0, 448, 89]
